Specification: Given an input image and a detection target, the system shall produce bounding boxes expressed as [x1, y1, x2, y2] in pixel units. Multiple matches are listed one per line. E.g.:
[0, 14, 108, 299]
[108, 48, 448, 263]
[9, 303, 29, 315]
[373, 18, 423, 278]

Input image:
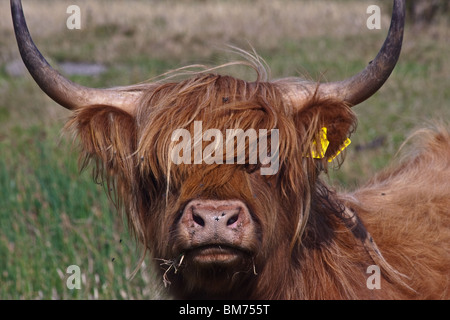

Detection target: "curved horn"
[282, 0, 405, 107]
[11, 0, 141, 112]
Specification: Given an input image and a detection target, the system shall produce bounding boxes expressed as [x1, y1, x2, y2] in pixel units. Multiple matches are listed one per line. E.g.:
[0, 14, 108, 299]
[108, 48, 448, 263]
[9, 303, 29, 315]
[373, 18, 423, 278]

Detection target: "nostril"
[226, 214, 239, 226]
[193, 213, 205, 227]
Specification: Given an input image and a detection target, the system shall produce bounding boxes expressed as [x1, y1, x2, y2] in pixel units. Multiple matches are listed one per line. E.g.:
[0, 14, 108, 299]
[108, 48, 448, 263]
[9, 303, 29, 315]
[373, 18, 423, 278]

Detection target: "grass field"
[0, 0, 449, 299]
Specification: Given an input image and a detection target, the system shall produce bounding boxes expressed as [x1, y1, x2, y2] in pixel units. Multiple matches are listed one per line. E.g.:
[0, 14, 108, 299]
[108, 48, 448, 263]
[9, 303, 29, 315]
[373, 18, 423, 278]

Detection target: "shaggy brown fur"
[66, 63, 449, 299]
[342, 125, 450, 299]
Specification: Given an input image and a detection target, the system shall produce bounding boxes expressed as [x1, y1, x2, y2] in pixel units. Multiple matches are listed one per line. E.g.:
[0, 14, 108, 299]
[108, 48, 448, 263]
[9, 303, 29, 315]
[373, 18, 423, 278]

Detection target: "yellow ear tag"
[328, 137, 351, 162]
[311, 127, 329, 159]
[309, 127, 352, 161]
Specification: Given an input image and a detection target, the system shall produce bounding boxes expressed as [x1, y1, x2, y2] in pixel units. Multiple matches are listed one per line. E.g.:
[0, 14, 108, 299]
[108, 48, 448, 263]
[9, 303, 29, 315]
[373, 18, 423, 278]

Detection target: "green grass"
[0, 125, 166, 299]
[0, 0, 448, 299]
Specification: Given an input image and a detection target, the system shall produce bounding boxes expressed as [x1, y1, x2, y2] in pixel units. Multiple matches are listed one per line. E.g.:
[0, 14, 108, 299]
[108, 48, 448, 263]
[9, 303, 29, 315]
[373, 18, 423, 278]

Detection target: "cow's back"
[342, 124, 450, 299]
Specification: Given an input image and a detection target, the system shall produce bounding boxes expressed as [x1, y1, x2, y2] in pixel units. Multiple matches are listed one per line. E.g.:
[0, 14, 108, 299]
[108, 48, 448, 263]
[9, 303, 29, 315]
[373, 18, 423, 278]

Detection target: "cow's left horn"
[281, 0, 405, 107]
[11, 0, 142, 112]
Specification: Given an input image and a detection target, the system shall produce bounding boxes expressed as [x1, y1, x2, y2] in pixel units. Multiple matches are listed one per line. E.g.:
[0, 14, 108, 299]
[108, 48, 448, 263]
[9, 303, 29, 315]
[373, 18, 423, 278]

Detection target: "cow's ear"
[292, 95, 357, 163]
[65, 105, 137, 181]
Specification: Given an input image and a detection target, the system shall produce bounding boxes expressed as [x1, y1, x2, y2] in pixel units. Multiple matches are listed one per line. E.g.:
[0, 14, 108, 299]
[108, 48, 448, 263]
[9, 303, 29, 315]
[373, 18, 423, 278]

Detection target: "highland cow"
[11, 0, 449, 299]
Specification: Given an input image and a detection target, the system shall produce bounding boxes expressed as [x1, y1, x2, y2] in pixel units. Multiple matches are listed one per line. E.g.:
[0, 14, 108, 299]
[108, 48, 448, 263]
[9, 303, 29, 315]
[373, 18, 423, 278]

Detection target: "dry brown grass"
[1, 0, 388, 63]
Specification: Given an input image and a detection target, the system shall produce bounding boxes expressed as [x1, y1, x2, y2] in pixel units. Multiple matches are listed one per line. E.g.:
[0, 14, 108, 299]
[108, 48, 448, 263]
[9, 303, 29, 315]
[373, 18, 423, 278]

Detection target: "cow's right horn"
[11, 0, 142, 113]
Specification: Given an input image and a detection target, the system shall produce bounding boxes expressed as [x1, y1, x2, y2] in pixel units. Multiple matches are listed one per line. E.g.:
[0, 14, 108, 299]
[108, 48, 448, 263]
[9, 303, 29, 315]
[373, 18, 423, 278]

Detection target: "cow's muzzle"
[177, 199, 257, 266]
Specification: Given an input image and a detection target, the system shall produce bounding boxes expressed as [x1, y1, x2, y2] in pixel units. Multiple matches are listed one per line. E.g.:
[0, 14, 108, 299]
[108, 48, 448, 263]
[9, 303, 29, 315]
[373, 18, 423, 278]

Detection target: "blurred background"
[0, 0, 448, 299]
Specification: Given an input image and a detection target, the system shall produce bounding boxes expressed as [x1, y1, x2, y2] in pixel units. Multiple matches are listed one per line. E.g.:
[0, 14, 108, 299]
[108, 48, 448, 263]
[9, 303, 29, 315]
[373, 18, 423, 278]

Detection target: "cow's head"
[11, 0, 405, 298]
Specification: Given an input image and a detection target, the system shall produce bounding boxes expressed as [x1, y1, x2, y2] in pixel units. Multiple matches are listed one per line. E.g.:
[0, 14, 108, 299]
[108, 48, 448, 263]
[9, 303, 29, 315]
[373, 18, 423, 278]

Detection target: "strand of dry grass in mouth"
[155, 254, 185, 287]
